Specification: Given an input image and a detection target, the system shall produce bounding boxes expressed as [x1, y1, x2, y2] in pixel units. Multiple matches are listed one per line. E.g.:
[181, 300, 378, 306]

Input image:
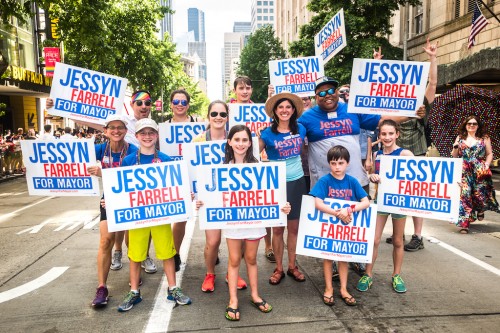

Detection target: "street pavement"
[0, 174, 500, 332]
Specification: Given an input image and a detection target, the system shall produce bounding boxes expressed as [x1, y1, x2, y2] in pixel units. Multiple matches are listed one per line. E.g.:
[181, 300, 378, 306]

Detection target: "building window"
[257, 8, 262, 13]
[264, 8, 268, 13]
[257, 1, 262, 5]
[467, 0, 476, 13]
[414, 5, 423, 35]
[455, 0, 461, 18]
[264, 1, 268, 5]
[270, 8, 274, 13]
[270, 1, 273, 5]
[258, 23, 262, 28]
[264, 16, 268, 21]
[270, 15, 274, 21]
[258, 16, 262, 20]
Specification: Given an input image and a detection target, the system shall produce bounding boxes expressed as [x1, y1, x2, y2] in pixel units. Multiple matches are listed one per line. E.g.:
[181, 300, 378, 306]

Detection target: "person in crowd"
[41, 124, 54, 140]
[60, 127, 75, 140]
[10, 128, 24, 174]
[118, 118, 192, 312]
[259, 92, 308, 285]
[451, 116, 500, 233]
[357, 120, 414, 294]
[26, 129, 37, 140]
[197, 125, 291, 321]
[310, 145, 370, 306]
[87, 115, 138, 308]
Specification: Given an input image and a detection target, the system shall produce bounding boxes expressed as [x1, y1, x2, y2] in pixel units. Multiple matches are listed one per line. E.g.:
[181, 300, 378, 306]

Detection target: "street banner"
[21, 139, 99, 196]
[376, 156, 462, 222]
[269, 56, 324, 97]
[197, 162, 287, 230]
[228, 103, 272, 137]
[297, 195, 376, 263]
[314, 9, 347, 64]
[48, 63, 128, 125]
[348, 58, 430, 117]
[159, 122, 207, 160]
[43, 47, 60, 77]
[102, 160, 193, 232]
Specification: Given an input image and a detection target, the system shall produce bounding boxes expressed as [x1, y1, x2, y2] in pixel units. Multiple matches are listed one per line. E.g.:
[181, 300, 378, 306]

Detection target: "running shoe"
[201, 273, 216, 292]
[167, 287, 192, 305]
[349, 262, 366, 276]
[110, 250, 123, 271]
[117, 290, 142, 312]
[392, 274, 407, 293]
[356, 274, 373, 292]
[141, 256, 157, 274]
[404, 235, 424, 252]
[92, 286, 108, 308]
[225, 275, 247, 290]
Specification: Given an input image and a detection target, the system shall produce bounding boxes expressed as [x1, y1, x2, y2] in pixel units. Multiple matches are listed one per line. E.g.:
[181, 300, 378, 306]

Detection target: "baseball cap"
[135, 118, 158, 133]
[104, 114, 128, 127]
[315, 76, 339, 93]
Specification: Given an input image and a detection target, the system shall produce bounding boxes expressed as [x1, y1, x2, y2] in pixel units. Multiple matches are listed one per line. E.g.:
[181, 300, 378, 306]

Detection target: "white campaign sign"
[228, 104, 272, 137]
[314, 9, 347, 64]
[158, 122, 207, 160]
[269, 56, 324, 97]
[297, 195, 377, 263]
[21, 139, 99, 196]
[197, 162, 287, 229]
[48, 63, 128, 125]
[376, 156, 462, 222]
[348, 58, 430, 117]
[102, 160, 193, 232]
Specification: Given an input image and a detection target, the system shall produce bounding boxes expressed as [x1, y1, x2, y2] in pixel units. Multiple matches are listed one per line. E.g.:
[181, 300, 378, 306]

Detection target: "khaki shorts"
[128, 224, 176, 262]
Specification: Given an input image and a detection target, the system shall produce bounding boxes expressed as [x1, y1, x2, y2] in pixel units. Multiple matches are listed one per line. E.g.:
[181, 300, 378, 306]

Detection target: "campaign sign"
[102, 160, 193, 232]
[197, 162, 287, 229]
[348, 58, 430, 117]
[376, 156, 462, 222]
[314, 9, 347, 64]
[269, 56, 324, 97]
[297, 195, 376, 263]
[21, 139, 99, 196]
[48, 63, 128, 125]
[159, 122, 207, 160]
[228, 103, 272, 137]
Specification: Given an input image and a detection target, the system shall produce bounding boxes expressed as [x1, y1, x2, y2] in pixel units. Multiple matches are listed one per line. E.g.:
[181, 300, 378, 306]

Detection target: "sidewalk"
[0, 173, 25, 184]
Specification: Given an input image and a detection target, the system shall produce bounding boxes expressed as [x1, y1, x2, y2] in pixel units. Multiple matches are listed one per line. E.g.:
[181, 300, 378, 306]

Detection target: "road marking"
[17, 218, 54, 234]
[83, 216, 101, 229]
[0, 196, 54, 225]
[144, 215, 196, 333]
[15, 211, 98, 234]
[0, 191, 27, 197]
[0, 267, 69, 304]
[427, 236, 500, 276]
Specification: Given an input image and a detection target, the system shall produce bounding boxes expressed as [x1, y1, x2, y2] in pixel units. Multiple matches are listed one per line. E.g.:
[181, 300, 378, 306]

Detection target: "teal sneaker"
[392, 274, 407, 293]
[356, 274, 373, 292]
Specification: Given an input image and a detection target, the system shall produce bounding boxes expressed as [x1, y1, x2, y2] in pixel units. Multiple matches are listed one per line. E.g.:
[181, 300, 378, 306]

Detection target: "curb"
[0, 174, 25, 184]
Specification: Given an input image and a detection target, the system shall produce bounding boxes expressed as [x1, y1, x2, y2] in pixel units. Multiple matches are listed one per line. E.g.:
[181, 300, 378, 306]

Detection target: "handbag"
[425, 143, 440, 157]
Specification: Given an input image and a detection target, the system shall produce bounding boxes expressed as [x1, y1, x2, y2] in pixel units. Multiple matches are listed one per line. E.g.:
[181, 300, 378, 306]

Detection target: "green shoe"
[392, 274, 407, 293]
[356, 274, 373, 292]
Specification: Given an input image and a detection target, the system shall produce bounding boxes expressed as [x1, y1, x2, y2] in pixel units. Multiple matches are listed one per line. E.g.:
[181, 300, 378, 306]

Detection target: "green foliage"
[289, 0, 421, 85]
[0, 0, 32, 26]
[238, 25, 286, 103]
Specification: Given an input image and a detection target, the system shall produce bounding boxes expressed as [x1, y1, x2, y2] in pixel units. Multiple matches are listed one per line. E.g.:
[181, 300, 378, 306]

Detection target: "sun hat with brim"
[104, 114, 128, 127]
[314, 76, 339, 93]
[135, 118, 159, 133]
[265, 92, 304, 119]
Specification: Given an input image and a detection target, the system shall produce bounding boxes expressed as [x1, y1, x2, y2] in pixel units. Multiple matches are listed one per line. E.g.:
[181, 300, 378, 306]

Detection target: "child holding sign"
[309, 145, 370, 306]
[197, 125, 291, 321]
[117, 118, 192, 312]
[356, 119, 413, 294]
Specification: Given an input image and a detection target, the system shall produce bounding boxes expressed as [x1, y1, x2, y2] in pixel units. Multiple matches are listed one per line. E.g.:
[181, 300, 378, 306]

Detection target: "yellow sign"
[8, 66, 52, 86]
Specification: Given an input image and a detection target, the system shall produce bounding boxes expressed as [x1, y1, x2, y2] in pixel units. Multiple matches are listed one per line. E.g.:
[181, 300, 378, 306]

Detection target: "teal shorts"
[374, 200, 406, 220]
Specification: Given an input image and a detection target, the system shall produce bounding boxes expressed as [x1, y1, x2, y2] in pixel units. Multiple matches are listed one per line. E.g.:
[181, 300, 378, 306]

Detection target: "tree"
[289, 0, 421, 85]
[0, 0, 31, 26]
[238, 25, 286, 103]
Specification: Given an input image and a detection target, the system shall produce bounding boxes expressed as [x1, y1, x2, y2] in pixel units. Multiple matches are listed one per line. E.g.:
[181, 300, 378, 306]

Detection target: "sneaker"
[174, 253, 181, 272]
[92, 286, 109, 308]
[201, 273, 216, 292]
[167, 287, 192, 305]
[332, 261, 339, 281]
[404, 235, 424, 252]
[110, 250, 123, 271]
[349, 262, 366, 276]
[141, 256, 157, 273]
[117, 290, 142, 312]
[386, 234, 406, 244]
[356, 274, 373, 292]
[392, 274, 407, 293]
[225, 275, 248, 290]
[265, 249, 276, 263]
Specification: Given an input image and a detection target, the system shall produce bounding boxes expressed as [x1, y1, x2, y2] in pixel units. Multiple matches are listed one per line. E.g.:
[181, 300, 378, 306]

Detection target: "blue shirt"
[95, 142, 138, 169]
[374, 147, 405, 175]
[309, 173, 367, 202]
[122, 150, 172, 166]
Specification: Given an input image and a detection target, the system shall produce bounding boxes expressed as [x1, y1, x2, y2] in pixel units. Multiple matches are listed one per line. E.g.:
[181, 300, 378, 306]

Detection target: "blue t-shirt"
[309, 173, 367, 202]
[122, 150, 172, 166]
[374, 147, 405, 175]
[95, 142, 138, 169]
[260, 124, 307, 181]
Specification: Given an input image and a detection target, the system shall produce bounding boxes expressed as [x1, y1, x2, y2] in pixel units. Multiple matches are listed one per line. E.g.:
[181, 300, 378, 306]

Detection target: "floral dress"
[457, 138, 500, 229]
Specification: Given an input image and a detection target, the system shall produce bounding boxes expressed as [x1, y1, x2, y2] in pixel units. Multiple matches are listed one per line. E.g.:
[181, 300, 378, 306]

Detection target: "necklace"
[136, 148, 160, 165]
[104, 141, 128, 168]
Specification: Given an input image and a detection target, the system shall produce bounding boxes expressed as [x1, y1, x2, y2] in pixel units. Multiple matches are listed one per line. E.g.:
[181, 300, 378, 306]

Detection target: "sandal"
[477, 212, 485, 221]
[265, 249, 276, 263]
[341, 296, 357, 306]
[287, 266, 306, 282]
[323, 294, 334, 306]
[459, 228, 469, 234]
[250, 299, 272, 313]
[225, 306, 240, 321]
[269, 269, 285, 285]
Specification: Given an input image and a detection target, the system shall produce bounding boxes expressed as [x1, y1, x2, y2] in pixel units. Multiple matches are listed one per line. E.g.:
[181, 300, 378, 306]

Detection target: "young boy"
[118, 118, 192, 312]
[309, 145, 370, 306]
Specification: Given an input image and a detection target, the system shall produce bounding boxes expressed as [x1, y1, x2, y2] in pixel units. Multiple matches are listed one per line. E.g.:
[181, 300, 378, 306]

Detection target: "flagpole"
[477, 0, 500, 23]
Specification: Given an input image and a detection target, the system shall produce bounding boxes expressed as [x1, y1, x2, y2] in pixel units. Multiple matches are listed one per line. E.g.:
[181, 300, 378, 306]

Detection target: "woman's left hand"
[281, 202, 291, 215]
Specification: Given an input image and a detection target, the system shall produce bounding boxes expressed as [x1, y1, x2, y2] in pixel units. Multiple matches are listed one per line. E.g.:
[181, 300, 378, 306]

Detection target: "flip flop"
[323, 294, 334, 306]
[342, 296, 357, 306]
[250, 299, 272, 313]
[225, 306, 240, 321]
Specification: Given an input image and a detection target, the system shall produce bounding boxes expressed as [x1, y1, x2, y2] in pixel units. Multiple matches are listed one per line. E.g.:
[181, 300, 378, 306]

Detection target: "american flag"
[468, 1, 489, 49]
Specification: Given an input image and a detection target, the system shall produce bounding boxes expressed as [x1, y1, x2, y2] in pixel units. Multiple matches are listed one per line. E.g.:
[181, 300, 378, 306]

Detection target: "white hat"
[104, 114, 128, 127]
[135, 118, 159, 133]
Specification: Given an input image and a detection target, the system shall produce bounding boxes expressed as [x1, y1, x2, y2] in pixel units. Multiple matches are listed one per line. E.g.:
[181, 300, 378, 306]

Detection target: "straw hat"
[264, 92, 304, 119]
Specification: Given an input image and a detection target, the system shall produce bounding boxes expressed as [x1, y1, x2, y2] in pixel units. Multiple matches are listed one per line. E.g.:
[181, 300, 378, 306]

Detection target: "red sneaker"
[225, 274, 247, 290]
[201, 273, 216, 292]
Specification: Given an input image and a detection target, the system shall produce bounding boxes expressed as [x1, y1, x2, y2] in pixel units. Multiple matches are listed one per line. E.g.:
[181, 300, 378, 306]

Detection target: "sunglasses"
[135, 100, 152, 106]
[172, 99, 188, 106]
[467, 122, 478, 126]
[339, 89, 350, 94]
[106, 125, 126, 131]
[317, 88, 336, 97]
[210, 111, 228, 118]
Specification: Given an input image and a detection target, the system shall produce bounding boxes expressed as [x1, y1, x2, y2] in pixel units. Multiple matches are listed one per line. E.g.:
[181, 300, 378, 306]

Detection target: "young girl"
[197, 125, 291, 321]
[356, 119, 414, 294]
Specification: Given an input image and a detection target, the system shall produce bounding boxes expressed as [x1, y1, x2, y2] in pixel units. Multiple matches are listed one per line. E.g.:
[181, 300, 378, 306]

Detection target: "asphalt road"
[1, 176, 500, 333]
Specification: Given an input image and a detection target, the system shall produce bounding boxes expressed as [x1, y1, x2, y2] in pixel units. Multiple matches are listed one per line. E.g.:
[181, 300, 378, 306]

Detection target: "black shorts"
[287, 176, 307, 220]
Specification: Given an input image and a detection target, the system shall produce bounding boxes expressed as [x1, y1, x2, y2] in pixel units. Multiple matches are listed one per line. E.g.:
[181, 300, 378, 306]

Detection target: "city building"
[251, 0, 275, 32]
[233, 22, 252, 33]
[275, 0, 313, 54]
[158, 0, 174, 40]
[188, 8, 205, 42]
[222, 32, 249, 99]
